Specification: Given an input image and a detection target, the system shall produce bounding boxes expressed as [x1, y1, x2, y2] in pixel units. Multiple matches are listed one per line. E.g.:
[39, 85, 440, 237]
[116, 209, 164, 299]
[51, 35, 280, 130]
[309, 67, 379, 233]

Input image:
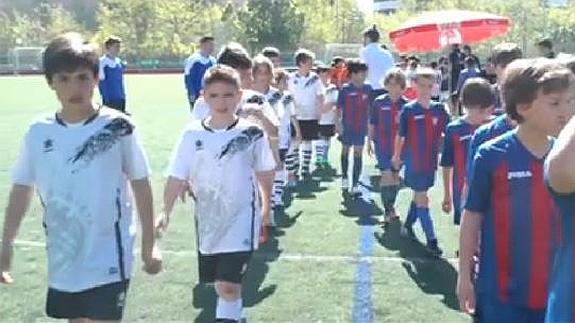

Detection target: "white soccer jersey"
[263, 87, 292, 149]
[190, 90, 280, 132]
[319, 84, 339, 125]
[11, 107, 150, 292]
[168, 118, 276, 254]
[288, 71, 325, 120]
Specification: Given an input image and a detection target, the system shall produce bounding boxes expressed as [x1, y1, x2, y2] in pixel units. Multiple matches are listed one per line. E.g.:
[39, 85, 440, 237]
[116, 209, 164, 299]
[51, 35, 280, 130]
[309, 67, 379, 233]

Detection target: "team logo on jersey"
[43, 139, 54, 152]
[508, 170, 532, 180]
[195, 140, 204, 151]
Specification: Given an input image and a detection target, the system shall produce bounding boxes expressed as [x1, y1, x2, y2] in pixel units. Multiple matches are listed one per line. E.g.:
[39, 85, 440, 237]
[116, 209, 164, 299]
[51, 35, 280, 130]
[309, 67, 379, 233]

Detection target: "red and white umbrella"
[389, 10, 511, 53]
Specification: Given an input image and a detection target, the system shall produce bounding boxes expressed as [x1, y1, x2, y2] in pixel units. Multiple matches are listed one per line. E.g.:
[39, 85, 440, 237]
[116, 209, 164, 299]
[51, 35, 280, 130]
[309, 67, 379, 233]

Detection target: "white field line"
[7, 239, 458, 264]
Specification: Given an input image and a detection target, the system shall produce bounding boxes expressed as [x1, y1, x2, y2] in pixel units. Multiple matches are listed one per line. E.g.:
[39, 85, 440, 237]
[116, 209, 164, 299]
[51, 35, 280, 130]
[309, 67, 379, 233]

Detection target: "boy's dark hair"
[460, 77, 495, 108]
[383, 68, 407, 89]
[217, 42, 252, 70]
[430, 61, 438, 69]
[363, 24, 380, 43]
[346, 59, 368, 75]
[104, 36, 121, 49]
[294, 48, 315, 67]
[43, 32, 99, 83]
[465, 56, 476, 67]
[203, 64, 241, 89]
[537, 38, 553, 50]
[199, 36, 214, 44]
[261, 46, 280, 58]
[491, 43, 522, 68]
[252, 55, 274, 76]
[414, 67, 437, 82]
[463, 44, 471, 51]
[332, 56, 345, 66]
[503, 58, 575, 123]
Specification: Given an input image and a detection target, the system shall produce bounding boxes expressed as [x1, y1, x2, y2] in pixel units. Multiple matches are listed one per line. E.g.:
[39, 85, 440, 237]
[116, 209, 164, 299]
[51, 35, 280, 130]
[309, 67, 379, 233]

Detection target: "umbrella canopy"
[389, 10, 510, 53]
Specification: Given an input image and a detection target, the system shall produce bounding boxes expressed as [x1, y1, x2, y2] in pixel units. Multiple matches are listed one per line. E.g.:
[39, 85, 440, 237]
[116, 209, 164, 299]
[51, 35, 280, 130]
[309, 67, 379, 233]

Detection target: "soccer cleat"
[341, 178, 349, 191]
[426, 239, 443, 257]
[400, 225, 417, 240]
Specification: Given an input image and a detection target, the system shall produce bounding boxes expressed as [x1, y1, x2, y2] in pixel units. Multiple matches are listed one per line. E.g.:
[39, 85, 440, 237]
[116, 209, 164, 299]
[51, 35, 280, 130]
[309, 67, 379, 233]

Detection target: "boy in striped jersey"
[367, 68, 408, 223]
[459, 59, 574, 322]
[316, 64, 338, 169]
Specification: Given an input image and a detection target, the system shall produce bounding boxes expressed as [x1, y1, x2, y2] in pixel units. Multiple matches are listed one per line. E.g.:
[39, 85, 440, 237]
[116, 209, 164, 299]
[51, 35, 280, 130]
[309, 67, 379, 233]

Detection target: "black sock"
[341, 152, 349, 179]
[352, 156, 362, 187]
[380, 186, 392, 213]
[389, 185, 400, 210]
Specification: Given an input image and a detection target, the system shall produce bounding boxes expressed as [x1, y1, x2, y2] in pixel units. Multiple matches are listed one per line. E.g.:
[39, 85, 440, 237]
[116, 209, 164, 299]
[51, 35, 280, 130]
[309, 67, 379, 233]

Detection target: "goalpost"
[8, 47, 45, 74]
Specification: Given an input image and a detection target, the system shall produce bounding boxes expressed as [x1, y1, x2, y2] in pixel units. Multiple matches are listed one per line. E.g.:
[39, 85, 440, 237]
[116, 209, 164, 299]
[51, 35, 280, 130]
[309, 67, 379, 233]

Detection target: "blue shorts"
[476, 293, 545, 323]
[340, 131, 366, 147]
[405, 171, 435, 192]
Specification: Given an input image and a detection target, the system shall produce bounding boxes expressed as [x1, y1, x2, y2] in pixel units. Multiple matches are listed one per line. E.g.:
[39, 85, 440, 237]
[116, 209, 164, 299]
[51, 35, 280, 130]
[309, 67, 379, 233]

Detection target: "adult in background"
[537, 38, 556, 59]
[448, 44, 464, 95]
[462, 45, 481, 69]
[99, 36, 127, 112]
[184, 36, 216, 110]
[360, 24, 394, 99]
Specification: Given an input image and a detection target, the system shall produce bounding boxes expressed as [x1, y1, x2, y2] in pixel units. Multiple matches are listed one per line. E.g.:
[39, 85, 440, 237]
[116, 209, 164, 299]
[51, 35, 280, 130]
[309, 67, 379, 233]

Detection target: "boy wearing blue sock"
[392, 68, 449, 256]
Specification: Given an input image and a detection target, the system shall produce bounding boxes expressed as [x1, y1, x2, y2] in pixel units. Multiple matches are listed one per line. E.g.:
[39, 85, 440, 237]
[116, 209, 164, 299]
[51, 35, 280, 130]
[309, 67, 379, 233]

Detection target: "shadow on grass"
[311, 166, 338, 183]
[272, 210, 303, 237]
[374, 221, 459, 311]
[192, 229, 282, 322]
[339, 193, 384, 224]
[291, 177, 328, 200]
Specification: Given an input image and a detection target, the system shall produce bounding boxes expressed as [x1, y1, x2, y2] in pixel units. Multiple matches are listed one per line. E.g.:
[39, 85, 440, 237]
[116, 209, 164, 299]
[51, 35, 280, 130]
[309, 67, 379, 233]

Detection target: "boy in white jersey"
[0, 33, 162, 321]
[288, 49, 325, 180]
[252, 56, 296, 224]
[159, 65, 275, 323]
[316, 64, 338, 169]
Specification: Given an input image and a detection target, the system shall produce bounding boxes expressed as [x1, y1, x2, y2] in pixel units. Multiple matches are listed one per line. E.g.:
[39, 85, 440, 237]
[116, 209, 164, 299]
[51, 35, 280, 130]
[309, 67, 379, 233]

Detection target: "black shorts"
[299, 120, 319, 141]
[46, 280, 130, 320]
[103, 99, 126, 113]
[279, 148, 288, 162]
[199, 251, 252, 284]
[318, 124, 336, 138]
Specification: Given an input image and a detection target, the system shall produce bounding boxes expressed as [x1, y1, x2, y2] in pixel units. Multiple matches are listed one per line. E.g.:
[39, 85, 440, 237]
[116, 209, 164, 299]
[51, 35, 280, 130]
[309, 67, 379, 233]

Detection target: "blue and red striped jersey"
[466, 113, 514, 178]
[440, 118, 478, 210]
[398, 101, 449, 174]
[544, 169, 575, 322]
[370, 94, 408, 159]
[465, 130, 558, 310]
[337, 82, 373, 135]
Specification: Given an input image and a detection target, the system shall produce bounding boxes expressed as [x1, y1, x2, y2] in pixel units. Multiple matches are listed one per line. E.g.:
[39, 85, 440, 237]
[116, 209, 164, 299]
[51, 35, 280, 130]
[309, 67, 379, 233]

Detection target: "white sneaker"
[350, 185, 361, 196]
[341, 178, 349, 191]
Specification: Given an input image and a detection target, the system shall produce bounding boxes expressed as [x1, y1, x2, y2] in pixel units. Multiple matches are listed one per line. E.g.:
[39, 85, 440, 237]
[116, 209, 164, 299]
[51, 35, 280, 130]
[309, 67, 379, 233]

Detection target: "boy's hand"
[457, 277, 476, 315]
[261, 203, 271, 226]
[391, 156, 401, 170]
[442, 198, 452, 214]
[155, 211, 170, 239]
[0, 245, 13, 284]
[179, 181, 195, 203]
[142, 244, 162, 275]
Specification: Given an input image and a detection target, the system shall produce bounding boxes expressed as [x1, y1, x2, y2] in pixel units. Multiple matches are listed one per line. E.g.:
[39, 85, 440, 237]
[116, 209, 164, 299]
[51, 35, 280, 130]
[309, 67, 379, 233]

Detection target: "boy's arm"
[367, 124, 375, 157]
[131, 178, 161, 274]
[457, 209, 481, 314]
[440, 128, 454, 211]
[290, 116, 302, 142]
[254, 132, 277, 226]
[256, 171, 274, 225]
[0, 185, 33, 284]
[546, 115, 575, 194]
[442, 167, 453, 213]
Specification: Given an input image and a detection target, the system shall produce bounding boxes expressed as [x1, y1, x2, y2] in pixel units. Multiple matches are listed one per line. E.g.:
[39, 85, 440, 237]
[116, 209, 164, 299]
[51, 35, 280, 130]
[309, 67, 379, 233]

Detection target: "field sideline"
[0, 74, 467, 322]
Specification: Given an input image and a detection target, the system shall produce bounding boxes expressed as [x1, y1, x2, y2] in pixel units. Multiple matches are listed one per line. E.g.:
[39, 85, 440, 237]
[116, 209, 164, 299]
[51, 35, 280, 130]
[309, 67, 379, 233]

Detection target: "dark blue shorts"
[405, 171, 435, 192]
[340, 130, 366, 147]
[475, 293, 546, 323]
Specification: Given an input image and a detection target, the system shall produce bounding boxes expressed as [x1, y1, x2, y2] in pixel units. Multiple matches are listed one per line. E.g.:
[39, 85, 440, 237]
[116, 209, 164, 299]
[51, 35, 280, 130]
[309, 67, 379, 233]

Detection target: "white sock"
[216, 297, 242, 321]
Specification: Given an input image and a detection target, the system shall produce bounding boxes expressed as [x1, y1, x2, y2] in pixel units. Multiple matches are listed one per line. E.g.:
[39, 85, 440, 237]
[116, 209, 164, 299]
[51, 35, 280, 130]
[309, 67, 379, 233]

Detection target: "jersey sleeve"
[122, 128, 151, 181]
[440, 126, 454, 167]
[261, 101, 280, 128]
[166, 129, 194, 180]
[398, 108, 409, 138]
[464, 146, 492, 213]
[315, 79, 325, 96]
[369, 99, 379, 125]
[98, 59, 106, 81]
[253, 132, 276, 172]
[466, 131, 483, 179]
[11, 131, 35, 186]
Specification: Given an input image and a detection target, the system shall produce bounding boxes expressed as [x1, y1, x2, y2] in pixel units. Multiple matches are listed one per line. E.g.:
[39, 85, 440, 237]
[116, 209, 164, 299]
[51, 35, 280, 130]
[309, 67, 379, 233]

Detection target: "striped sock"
[287, 146, 300, 177]
[301, 141, 312, 175]
[324, 139, 331, 162]
[315, 141, 325, 164]
[273, 170, 286, 206]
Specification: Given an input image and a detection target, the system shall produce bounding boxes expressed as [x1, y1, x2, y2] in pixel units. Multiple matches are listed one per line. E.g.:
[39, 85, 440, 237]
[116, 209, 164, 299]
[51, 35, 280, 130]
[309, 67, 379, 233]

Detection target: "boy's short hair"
[217, 42, 252, 70]
[332, 56, 345, 66]
[294, 48, 315, 67]
[414, 67, 437, 82]
[203, 64, 241, 89]
[383, 68, 407, 89]
[199, 36, 214, 44]
[463, 44, 471, 51]
[252, 55, 274, 75]
[274, 68, 289, 84]
[363, 24, 380, 43]
[430, 61, 438, 69]
[503, 58, 575, 123]
[43, 32, 99, 83]
[104, 36, 121, 49]
[460, 78, 495, 108]
[537, 38, 553, 49]
[346, 59, 368, 75]
[465, 56, 476, 67]
[261, 47, 280, 58]
[491, 43, 522, 68]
